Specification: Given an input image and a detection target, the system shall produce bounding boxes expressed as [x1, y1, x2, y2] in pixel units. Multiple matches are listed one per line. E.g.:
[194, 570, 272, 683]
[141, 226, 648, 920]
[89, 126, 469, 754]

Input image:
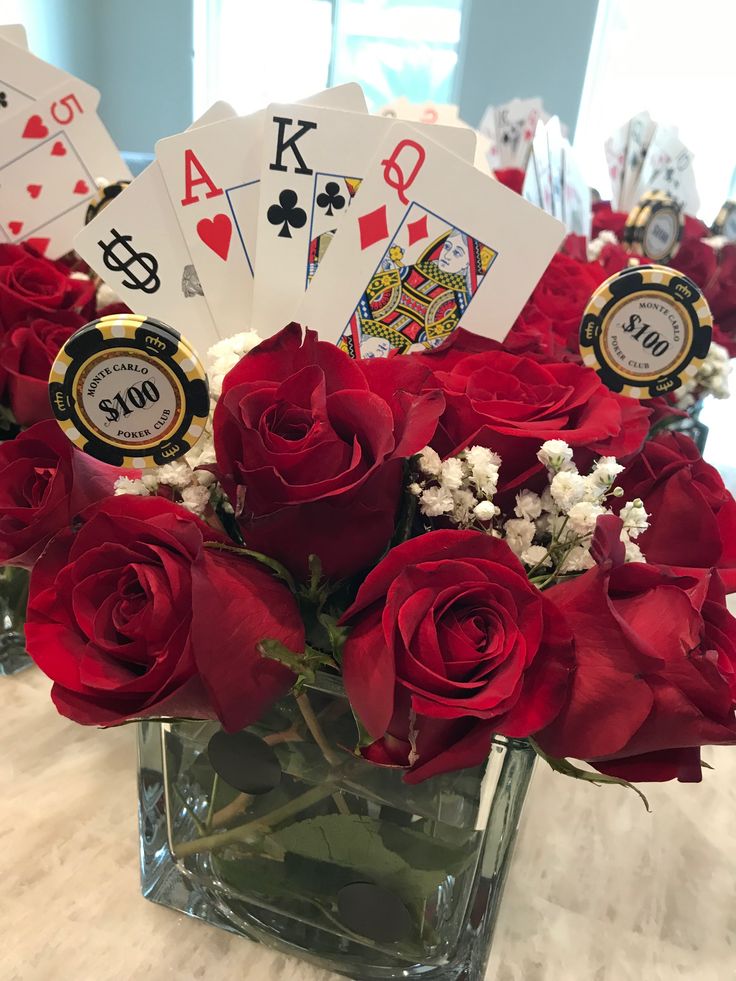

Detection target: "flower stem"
[173, 782, 338, 858]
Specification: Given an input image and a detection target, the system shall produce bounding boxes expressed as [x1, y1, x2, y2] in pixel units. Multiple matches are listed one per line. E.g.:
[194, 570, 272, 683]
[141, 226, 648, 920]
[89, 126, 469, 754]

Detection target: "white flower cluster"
[410, 445, 501, 528]
[503, 440, 649, 574]
[208, 331, 262, 398]
[585, 229, 640, 269]
[675, 340, 732, 407]
[410, 438, 650, 580]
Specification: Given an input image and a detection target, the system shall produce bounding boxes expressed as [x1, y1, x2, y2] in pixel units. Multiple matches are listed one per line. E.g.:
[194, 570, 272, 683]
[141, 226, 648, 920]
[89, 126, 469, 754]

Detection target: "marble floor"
[3, 665, 736, 981]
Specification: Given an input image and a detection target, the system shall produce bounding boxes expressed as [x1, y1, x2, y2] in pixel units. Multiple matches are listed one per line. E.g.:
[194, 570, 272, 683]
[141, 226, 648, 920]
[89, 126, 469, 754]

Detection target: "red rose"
[592, 201, 628, 240]
[423, 348, 650, 496]
[616, 432, 736, 591]
[1, 312, 86, 426]
[0, 419, 123, 567]
[670, 238, 718, 292]
[341, 530, 574, 782]
[0, 243, 95, 332]
[493, 167, 525, 194]
[707, 244, 736, 355]
[537, 517, 736, 782]
[26, 495, 304, 730]
[213, 323, 444, 580]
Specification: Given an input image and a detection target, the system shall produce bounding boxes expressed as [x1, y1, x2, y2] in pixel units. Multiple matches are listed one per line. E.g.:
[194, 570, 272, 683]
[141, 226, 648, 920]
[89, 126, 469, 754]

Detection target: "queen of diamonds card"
[336, 204, 497, 358]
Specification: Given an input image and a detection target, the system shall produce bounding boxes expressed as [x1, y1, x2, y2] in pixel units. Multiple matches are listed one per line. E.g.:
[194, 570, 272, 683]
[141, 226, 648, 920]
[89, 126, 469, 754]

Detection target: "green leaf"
[530, 738, 650, 811]
[203, 540, 297, 592]
[257, 638, 337, 691]
[270, 813, 450, 909]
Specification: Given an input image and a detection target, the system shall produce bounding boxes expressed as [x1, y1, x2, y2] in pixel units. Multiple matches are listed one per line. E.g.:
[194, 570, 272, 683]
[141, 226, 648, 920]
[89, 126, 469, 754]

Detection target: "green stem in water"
[173, 782, 338, 858]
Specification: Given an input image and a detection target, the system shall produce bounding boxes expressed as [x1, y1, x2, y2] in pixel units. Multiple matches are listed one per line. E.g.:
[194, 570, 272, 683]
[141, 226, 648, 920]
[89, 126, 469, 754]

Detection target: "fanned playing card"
[74, 102, 235, 355]
[0, 35, 96, 120]
[618, 110, 655, 212]
[0, 24, 28, 49]
[297, 123, 565, 357]
[251, 106, 477, 337]
[0, 81, 130, 257]
[156, 83, 368, 338]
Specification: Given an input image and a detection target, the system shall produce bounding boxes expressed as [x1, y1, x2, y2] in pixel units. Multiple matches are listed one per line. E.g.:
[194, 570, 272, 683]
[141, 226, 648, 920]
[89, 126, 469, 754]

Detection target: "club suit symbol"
[267, 189, 307, 239]
[316, 181, 346, 217]
[98, 228, 161, 294]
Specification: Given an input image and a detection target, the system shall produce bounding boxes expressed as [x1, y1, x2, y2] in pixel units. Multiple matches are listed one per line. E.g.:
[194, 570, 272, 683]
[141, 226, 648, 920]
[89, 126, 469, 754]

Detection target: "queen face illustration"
[438, 232, 470, 274]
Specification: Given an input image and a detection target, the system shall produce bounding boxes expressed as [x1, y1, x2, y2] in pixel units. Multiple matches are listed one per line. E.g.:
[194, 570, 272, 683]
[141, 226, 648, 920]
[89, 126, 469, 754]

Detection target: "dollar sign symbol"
[98, 399, 119, 422]
[98, 228, 161, 294]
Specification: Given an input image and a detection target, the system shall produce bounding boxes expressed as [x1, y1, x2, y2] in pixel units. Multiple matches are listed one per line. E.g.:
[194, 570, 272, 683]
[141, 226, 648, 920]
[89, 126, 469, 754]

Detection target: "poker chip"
[49, 313, 209, 468]
[84, 180, 131, 224]
[711, 199, 736, 241]
[623, 190, 684, 262]
[579, 264, 712, 399]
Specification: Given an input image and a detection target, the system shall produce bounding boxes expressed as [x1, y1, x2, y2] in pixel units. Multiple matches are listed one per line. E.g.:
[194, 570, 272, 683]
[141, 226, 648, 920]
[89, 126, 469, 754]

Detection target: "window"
[193, 0, 464, 117]
[574, 0, 736, 220]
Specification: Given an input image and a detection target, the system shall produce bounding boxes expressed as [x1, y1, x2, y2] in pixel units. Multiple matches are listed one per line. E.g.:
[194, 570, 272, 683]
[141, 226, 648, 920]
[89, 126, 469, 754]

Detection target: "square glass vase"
[137, 672, 536, 980]
[0, 565, 31, 677]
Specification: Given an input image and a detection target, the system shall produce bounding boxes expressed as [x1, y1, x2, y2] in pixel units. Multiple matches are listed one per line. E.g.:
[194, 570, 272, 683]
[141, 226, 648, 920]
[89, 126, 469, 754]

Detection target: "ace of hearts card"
[297, 123, 565, 358]
[251, 105, 477, 337]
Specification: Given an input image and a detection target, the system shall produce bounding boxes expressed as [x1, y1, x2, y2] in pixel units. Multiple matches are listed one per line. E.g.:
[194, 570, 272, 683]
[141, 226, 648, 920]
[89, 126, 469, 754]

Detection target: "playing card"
[530, 120, 552, 214]
[636, 128, 700, 214]
[156, 83, 368, 338]
[604, 120, 628, 206]
[478, 105, 501, 172]
[0, 81, 130, 257]
[521, 150, 543, 208]
[0, 25, 28, 48]
[73, 101, 235, 355]
[252, 106, 476, 337]
[494, 98, 543, 169]
[545, 116, 564, 219]
[561, 141, 591, 238]
[0, 35, 95, 120]
[619, 111, 655, 212]
[297, 123, 565, 357]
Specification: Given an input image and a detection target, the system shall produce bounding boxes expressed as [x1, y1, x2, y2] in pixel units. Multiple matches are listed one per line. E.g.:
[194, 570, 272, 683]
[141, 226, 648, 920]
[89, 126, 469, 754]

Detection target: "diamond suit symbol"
[358, 205, 389, 250]
[407, 214, 429, 246]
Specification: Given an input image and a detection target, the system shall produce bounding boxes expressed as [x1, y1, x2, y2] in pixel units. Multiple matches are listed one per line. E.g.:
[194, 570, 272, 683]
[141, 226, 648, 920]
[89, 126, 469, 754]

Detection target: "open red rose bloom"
[9, 240, 736, 795]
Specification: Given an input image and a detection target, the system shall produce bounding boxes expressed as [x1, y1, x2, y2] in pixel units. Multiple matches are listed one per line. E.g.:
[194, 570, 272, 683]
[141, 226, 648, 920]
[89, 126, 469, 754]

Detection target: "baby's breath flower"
[451, 488, 476, 525]
[559, 545, 595, 573]
[419, 485, 454, 517]
[567, 501, 607, 536]
[550, 470, 587, 510]
[473, 499, 496, 522]
[113, 476, 151, 497]
[155, 461, 194, 490]
[180, 483, 211, 516]
[503, 517, 536, 557]
[515, 489, 542, 521]
[537, 439, 575, 472]
[418, 446, 442, 477]
[620, 498, 649, 538]
[521, 544, 551, 568]
[440, 456, 464, 491]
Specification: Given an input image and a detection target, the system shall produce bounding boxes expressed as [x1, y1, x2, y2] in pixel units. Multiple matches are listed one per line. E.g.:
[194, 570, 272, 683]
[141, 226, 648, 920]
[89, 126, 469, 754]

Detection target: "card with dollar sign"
[74, 101, 236, 355]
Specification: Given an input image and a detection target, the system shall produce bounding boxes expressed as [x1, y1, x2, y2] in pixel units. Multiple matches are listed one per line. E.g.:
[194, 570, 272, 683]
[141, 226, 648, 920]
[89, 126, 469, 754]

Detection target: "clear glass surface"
[0, 565, 31, 677]
[138, 674, 536, 980]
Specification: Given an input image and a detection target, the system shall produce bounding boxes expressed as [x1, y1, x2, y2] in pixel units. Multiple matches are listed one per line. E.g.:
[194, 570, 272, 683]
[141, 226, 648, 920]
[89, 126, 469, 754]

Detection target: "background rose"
[341, 530, 574, 782]
[707, 244, 736, 355]
[422, 349, 650, 496]
[0, 243, 95, 332]
[213, 323, 444, 581]
[0, 419, 124, 567]
[670, 238, 718, 292]
[616, 432, 736, 590]
[26, 495, 304, 730]
[537, 517, 736, 781]
[493, 167, 525, 194]
[0, 312, 86, 426]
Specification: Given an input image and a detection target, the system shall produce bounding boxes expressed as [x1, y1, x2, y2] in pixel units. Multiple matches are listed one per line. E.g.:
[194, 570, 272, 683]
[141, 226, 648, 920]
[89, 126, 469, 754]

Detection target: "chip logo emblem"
[579, 264, 712, 399]
[145, 334, 167, 352]
[48, 315, 209, 468]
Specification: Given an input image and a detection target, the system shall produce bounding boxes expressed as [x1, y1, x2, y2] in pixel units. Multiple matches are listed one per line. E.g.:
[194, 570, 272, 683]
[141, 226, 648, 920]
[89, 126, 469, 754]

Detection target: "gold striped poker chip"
[579, 264, 712, 399]
[711, 199, 736, 241]
[623, 190, 684, 263]
[84, 180, 131, 224]
[49, 314, 209, 468]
